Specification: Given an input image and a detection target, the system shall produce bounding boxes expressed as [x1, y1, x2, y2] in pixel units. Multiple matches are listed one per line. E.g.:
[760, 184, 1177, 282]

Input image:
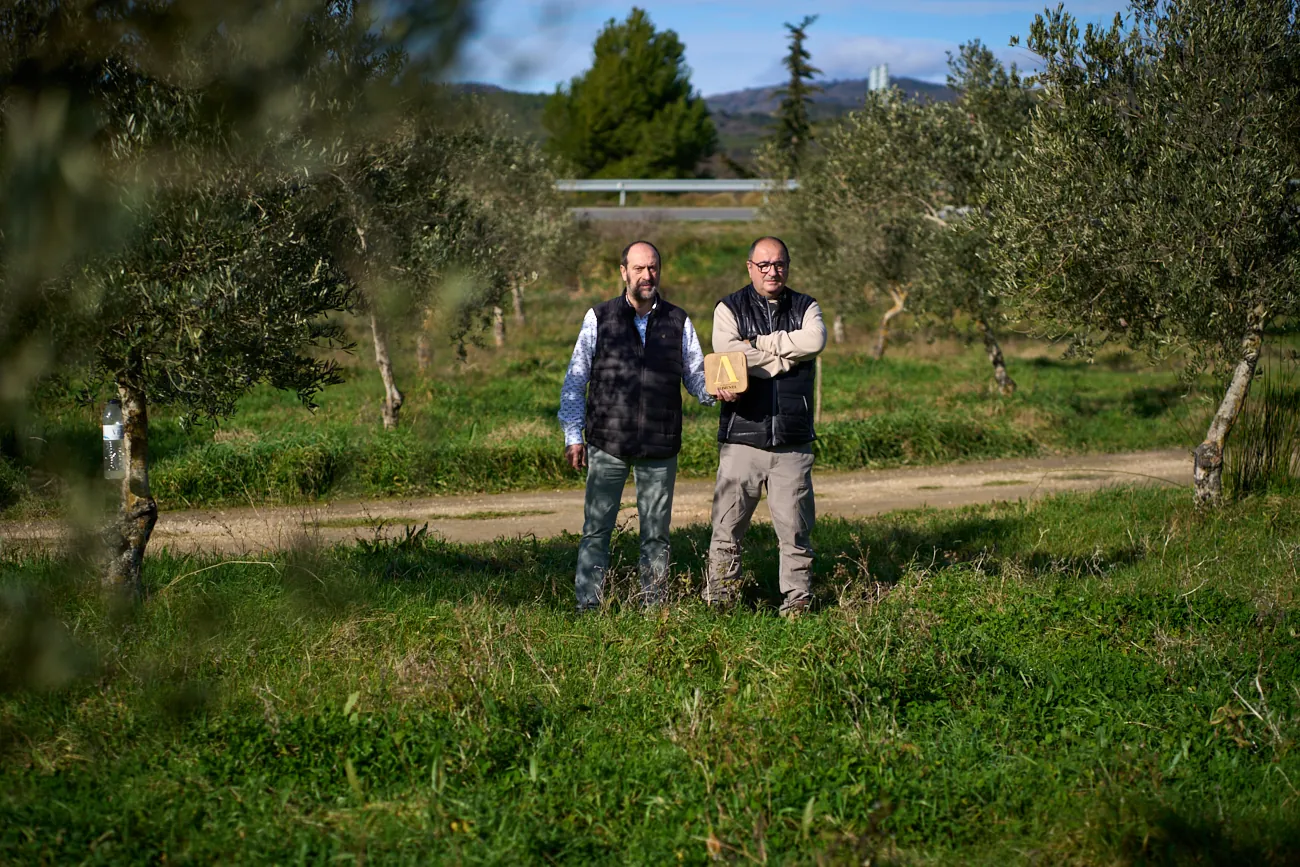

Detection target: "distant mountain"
[704, 76, 955, 117]
[449, 82, 549, 138]
[700, 77, 955, 174]
[447, 77, 956, 177]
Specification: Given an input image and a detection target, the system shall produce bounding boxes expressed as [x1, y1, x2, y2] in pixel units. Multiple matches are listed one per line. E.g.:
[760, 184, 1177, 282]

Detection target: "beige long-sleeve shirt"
[712, 295, 827, 379]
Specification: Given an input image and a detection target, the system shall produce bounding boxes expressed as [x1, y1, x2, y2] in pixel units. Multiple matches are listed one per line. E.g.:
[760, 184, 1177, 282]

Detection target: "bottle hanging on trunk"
[102, 399, 125, 479]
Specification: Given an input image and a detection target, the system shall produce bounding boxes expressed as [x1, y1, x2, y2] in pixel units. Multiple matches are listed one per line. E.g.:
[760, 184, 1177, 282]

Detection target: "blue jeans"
[574, 446, 677, 610]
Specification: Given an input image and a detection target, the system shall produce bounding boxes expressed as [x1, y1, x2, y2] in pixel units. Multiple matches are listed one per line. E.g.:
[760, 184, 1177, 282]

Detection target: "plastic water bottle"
[102, 399, 125, 479]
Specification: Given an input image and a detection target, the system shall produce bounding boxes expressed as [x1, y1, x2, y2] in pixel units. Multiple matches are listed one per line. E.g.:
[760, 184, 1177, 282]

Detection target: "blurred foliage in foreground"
[0, 0, 576, 591]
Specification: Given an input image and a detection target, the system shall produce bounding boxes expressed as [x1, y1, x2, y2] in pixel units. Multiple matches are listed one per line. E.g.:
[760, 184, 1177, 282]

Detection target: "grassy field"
[3, 484, 1299, 863]
[3, 224, 1233, 517]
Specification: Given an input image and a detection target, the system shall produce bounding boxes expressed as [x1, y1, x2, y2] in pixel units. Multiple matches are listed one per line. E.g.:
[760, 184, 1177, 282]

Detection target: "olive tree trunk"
[416, 307, 434, 373]
[104, 379, 157, 597]
[831, 314, 845, 345]
[511, 283, 526, 326]
[416, 333, 432, 373]
[1194, 312, 1266, 507]
[492, 306, 506, 348]
[370, 311, 403, 430]
[977, 316, 1016, 396]
[871, 286, 908, 361]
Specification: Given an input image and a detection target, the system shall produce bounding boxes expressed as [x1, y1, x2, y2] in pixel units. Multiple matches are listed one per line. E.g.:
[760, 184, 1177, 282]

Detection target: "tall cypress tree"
[772, 15, 822, 173]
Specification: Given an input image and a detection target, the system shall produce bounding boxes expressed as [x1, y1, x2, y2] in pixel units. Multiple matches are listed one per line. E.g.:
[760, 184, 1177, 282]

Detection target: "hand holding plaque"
[704, 351, 749, 396]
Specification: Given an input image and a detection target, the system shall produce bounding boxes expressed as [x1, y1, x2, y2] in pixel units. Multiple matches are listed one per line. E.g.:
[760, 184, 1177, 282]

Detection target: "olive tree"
[0, 0, 469, 388]
[771, 42, 1033, 387]
[448, 113, 569, 351]
[765, 92, 931, 360]
[981, 0, 1300, 504]
[338, 112, 569, 425]
[910, 42, 1035, 395]
[324, 119, 472, 429]
[80, 162, 355, 590]
[0, 0, 473, 593]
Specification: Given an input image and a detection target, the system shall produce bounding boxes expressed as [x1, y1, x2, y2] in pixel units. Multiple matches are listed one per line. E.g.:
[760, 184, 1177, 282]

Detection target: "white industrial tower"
[867, 63, 891, 92]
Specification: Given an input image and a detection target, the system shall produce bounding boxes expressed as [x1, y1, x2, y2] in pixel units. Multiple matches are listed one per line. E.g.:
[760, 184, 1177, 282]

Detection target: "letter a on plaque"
[704, 351, 749, 395]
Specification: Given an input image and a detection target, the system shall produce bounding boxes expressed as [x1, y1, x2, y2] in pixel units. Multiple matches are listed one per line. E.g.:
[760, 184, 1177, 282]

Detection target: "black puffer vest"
[718, 284, 817, 448]
[585, 294, 687, 460]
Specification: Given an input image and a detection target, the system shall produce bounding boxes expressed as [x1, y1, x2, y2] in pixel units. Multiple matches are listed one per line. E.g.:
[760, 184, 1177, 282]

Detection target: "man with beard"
[707, 236, 826, 617]
[558, 240, 715, 612]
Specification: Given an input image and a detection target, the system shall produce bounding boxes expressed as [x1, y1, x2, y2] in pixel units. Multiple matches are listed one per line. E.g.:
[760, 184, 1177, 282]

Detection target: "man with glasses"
[706, 236, 827, 617]
[559, 240, 715, 613]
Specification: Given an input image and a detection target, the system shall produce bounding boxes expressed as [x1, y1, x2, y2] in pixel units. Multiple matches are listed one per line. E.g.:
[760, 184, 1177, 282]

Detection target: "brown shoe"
[779, 597, 810, 619]
[703, 593, 738, 613]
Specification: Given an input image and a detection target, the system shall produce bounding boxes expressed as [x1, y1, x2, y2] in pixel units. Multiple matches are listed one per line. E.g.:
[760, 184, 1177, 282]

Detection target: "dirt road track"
[2, 449, 1191, 555]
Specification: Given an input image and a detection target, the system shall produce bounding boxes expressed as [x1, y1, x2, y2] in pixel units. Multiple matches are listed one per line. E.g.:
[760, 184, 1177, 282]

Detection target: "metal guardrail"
[556, 178, 798, 206]
[572, 206, 758, 223]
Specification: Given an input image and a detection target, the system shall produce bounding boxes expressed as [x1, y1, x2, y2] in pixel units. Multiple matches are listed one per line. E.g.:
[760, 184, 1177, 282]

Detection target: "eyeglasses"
[748, 260, 789, 274]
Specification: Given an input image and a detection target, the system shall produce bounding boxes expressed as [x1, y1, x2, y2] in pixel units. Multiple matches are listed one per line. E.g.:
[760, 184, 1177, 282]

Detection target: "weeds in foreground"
[2, 485, 1299, 863]
[1227, 356, 1300, 499]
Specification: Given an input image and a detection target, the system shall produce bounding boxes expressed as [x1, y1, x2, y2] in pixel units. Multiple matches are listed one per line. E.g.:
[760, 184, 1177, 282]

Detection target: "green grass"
[13, 344, 1200, 514]
[448, 509, 556, 521]
[3, 485, 1299, 863]
[2, 225, 1250, 515]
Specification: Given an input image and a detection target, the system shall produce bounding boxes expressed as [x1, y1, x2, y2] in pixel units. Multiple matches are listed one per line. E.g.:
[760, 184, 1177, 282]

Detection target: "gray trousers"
[574, 445, 677, 610]
[705, 442, 815, 610]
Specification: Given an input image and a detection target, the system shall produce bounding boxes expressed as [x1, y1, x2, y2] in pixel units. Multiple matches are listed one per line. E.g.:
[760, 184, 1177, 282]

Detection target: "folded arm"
[753, 301, 827, 361]
[712, 302, 791, 378]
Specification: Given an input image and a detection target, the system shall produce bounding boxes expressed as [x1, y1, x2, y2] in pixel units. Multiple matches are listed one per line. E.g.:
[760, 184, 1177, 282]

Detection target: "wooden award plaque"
[704, 351, 749, 395]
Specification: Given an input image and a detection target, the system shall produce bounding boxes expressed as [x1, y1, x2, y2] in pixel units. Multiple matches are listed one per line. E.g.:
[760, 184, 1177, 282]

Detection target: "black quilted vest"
[585, 294, 687, 460]
[718, 284, 817, 448]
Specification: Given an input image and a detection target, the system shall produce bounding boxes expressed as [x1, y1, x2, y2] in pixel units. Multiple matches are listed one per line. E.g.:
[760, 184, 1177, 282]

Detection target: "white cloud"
[448, 0, 594, 91]
[831, 0, 1119, 14]
[813, 35, 956, 82]
[651, 0, 1123, 15]
[798, 34, 1038, 85]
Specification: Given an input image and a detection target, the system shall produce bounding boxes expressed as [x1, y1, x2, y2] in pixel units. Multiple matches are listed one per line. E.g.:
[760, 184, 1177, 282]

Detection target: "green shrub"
[145, 409, 1042, 509]
[0, 455, 25, 511]
[153, 438, 344, 506]
[680, 411, 1038, 477]
[815, 411, 1038, 467]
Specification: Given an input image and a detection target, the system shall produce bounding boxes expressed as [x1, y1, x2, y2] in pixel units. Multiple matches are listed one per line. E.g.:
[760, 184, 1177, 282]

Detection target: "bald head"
[748, 236, 789, 261]
[746, 236, 791, 299]
[621, 240, 661, 268]
[620, 240, 661, 309]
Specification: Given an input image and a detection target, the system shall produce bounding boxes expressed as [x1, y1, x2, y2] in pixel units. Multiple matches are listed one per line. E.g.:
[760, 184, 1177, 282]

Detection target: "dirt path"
[3, 449, 1190, 555]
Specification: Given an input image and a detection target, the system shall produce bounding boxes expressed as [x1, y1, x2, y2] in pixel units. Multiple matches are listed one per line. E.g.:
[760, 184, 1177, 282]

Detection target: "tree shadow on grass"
[1126, 384, 1192, 419]
[1042, 386, 1191, 422]
[319, 528, 581, 609]
[218, 499, 1144, 615]
[1025, 352, 1140, 372]
[1110, 803, 1300, 866]
[795, 512, 1143, 612]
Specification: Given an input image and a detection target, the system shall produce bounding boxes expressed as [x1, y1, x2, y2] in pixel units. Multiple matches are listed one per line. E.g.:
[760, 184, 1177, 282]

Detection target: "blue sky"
[451, 0, 1131, 95]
